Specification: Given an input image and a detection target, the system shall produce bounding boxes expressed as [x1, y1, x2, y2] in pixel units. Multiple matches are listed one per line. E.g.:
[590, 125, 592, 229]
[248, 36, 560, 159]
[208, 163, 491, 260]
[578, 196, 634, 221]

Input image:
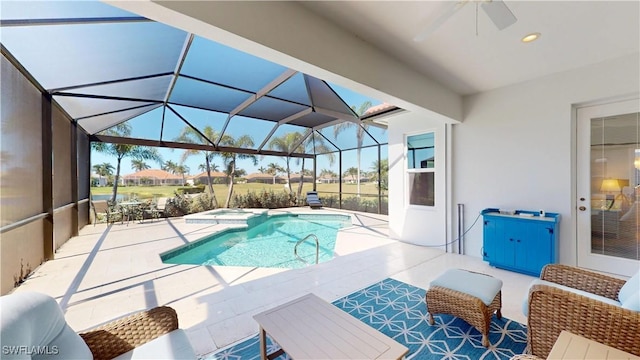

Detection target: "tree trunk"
[111, 157, 122, 203]
[205, 157, 217, 208]
[297, 158, 306, 203]
[224, 161, 235, 208]
[285, 158, 292, 194]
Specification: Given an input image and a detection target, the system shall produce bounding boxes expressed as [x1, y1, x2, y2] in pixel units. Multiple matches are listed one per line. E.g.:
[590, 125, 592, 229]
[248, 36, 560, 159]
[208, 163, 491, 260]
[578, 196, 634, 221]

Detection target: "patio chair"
[306, 191, 323, 209]
[92, 199, 123, 225]
[122, 203, 144, 225]
[106, 201, 124, 225]
[91, 200, 108, 226]
[0, 291, 196, 359]
[521, 264, 640, 358]
[144, 200, 163, 222]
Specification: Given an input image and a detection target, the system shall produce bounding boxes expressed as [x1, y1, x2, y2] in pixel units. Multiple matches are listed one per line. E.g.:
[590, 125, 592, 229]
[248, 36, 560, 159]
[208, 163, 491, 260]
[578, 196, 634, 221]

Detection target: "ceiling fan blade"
[481, 0, 517, 30]
[413, 1, 469, 42]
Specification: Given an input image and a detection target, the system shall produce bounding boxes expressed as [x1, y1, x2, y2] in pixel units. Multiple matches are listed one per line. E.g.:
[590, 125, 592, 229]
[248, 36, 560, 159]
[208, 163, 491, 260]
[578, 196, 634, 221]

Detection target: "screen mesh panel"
[170, 77, 251, 113]
[1, 22, 187, 90]
[53, 106, 72, 208]
[1, 55, 44, 225]
[181, 36, 287, 92]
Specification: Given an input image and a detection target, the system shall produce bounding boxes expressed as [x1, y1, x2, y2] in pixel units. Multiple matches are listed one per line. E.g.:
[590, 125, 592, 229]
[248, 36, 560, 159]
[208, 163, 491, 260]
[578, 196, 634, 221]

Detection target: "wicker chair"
[1, 291, 195, 360]
[79, 306, 179, 360]
[524, 264, 640, 358]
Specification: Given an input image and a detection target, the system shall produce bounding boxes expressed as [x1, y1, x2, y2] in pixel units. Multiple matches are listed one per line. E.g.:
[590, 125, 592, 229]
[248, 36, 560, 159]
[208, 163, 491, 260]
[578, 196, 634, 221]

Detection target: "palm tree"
[333, 101, 378, 196]
[258, 166, 267, 174]
[131, 159, 150, 172]
[219, 134, 257, 208]
[266, 162, 284, 185]
[198, 162, 220, 173]
[92, 162, 114, 185]
[92, 123, 161, 202]
[268, 132, 301, 193]
[371, 159, 389, 192]
[269, 132, 335, 201]
[175, 164, 190, 186]
[319, 168, 336, 182]
[234, 168, 247, 178]
[198, 162, 220, 185]
[162, 160, 178, 174]
[175, 126, 220, 206]
[344, 167, 358, 183]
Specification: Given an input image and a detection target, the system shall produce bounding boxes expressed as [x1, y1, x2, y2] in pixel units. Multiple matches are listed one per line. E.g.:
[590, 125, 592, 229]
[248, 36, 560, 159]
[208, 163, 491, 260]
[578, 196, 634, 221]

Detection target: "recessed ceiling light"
[521, 33, 541, 43]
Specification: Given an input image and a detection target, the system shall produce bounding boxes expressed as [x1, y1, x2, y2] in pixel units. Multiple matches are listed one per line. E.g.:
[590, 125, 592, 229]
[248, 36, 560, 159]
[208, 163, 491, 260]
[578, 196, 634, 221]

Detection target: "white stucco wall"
[452, 53, 639, 265]
[384, 54, 639, 261]
[388, 112, 448, 248]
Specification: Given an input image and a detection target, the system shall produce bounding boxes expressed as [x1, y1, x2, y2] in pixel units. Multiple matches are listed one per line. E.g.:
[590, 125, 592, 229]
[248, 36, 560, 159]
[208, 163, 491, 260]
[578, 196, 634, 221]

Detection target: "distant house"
[289, 173, 314, 183]
[245, 172, 286, 184]
[189, 171, 228, 185]
[121, 169, 183, 186]
[91, 173, 108, 187]
[318, 174, 339, 184]
[342, 174, 370, 184]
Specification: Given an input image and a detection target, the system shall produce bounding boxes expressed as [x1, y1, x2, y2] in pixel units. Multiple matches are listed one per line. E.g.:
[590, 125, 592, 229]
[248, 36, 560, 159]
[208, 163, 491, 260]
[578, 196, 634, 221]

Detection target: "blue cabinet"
[482, 208, 560, 277]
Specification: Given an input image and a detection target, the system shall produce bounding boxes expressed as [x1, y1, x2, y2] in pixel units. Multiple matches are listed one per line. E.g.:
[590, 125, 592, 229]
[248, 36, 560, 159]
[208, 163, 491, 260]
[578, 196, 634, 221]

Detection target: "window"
[406, 132, 435, 206]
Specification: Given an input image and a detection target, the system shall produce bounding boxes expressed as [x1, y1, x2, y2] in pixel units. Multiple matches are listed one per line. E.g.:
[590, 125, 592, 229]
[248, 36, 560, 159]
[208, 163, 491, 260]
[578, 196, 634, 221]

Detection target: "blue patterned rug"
[205, 278, 527, 359]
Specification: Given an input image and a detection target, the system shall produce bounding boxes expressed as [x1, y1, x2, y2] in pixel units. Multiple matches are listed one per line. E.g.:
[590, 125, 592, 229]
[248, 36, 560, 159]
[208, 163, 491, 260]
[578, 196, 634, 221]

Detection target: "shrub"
[230, 190, 295, 209]
[317, 194, 388, 215]
[176, 185, 205, 194]
[189, 192, 218, 213]
[164, 192, 191, 217]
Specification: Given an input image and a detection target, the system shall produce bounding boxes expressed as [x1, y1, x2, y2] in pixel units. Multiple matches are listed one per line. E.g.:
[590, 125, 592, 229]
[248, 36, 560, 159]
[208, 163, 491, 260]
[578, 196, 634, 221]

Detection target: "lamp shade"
[600, 179, 621, 192]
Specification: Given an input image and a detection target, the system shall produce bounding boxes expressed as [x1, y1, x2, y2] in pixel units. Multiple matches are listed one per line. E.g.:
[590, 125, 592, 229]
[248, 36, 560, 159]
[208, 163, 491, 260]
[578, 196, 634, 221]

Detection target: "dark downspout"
[338, 151, 343, 209]
[70, 120, 78, 236]
[42, 93, 54, 260]
[313, 154, 317, 191]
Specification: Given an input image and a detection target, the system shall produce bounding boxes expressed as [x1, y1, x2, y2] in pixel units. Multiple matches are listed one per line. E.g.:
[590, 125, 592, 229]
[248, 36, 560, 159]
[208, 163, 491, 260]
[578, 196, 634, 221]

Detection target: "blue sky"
[91, 84, 388, 178]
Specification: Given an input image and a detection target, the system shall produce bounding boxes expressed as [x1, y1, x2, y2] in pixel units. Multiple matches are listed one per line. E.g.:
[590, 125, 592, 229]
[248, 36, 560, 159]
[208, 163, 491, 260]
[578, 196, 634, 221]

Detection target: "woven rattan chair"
[524, 264, 640, 358]
[1, 291, 195, 360]
[79, 306, 178, 360]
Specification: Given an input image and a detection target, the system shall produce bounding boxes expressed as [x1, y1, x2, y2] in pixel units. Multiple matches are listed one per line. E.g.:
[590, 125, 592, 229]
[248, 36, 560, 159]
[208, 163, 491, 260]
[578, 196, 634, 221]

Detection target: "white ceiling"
[299, 1, 640, 96]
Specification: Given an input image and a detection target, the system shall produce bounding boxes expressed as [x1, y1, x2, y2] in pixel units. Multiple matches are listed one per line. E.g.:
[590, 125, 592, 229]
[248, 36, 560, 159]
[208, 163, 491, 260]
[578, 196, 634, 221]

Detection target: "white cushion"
[522, 279, 622, 317]
[0, 291, 93, 360]
[618, 269, 640, 303]
[112, 329, 196, 360]
[430, 269, 502, 306]
[621, 292, 640, 311]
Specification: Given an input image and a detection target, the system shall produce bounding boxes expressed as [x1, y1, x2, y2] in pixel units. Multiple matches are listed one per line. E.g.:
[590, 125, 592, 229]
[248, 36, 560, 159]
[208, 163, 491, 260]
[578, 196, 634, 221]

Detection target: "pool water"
[161, 214, 351, 268]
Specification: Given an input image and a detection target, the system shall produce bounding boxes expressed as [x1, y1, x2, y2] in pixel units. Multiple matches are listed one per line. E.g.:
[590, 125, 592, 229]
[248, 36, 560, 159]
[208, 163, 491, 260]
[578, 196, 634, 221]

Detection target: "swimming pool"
[161, 214, 352, 268]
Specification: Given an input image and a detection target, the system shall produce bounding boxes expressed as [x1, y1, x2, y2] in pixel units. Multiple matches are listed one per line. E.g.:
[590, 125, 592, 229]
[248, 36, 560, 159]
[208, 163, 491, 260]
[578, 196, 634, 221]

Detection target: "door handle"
[579, 206, 587, 211]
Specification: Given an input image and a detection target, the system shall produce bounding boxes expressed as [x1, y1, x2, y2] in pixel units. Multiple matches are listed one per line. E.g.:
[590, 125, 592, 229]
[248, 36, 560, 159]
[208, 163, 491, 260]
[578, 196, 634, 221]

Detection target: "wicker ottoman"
[426, 269, 503, 347]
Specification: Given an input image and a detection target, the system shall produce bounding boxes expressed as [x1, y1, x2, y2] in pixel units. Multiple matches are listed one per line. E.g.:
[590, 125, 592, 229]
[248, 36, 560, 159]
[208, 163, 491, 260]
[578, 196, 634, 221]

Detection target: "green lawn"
[91, 182, 383, 200]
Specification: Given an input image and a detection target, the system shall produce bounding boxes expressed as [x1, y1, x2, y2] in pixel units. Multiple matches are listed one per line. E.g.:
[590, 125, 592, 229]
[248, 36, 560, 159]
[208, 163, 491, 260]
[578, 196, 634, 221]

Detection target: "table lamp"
[600, 178, 621, 209]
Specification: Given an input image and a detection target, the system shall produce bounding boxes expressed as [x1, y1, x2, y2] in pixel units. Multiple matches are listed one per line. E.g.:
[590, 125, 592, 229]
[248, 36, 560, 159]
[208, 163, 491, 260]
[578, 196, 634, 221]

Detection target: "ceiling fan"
[413, 0, 517, 42]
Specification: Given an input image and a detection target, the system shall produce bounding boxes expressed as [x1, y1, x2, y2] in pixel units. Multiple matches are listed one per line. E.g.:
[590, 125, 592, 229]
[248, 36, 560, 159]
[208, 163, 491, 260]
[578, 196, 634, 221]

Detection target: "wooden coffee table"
[253, 293, 408, 360]
[547, 331, 640, 359]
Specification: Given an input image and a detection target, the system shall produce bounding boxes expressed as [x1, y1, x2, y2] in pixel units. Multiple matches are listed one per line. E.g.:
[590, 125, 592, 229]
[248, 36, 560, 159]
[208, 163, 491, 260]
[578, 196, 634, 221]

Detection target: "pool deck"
[11, 208, 535, 357]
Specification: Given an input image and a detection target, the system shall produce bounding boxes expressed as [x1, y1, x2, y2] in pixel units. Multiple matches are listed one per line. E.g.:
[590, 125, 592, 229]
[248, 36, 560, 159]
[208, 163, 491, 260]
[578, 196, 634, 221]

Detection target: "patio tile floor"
[12, 208, 534, 356]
